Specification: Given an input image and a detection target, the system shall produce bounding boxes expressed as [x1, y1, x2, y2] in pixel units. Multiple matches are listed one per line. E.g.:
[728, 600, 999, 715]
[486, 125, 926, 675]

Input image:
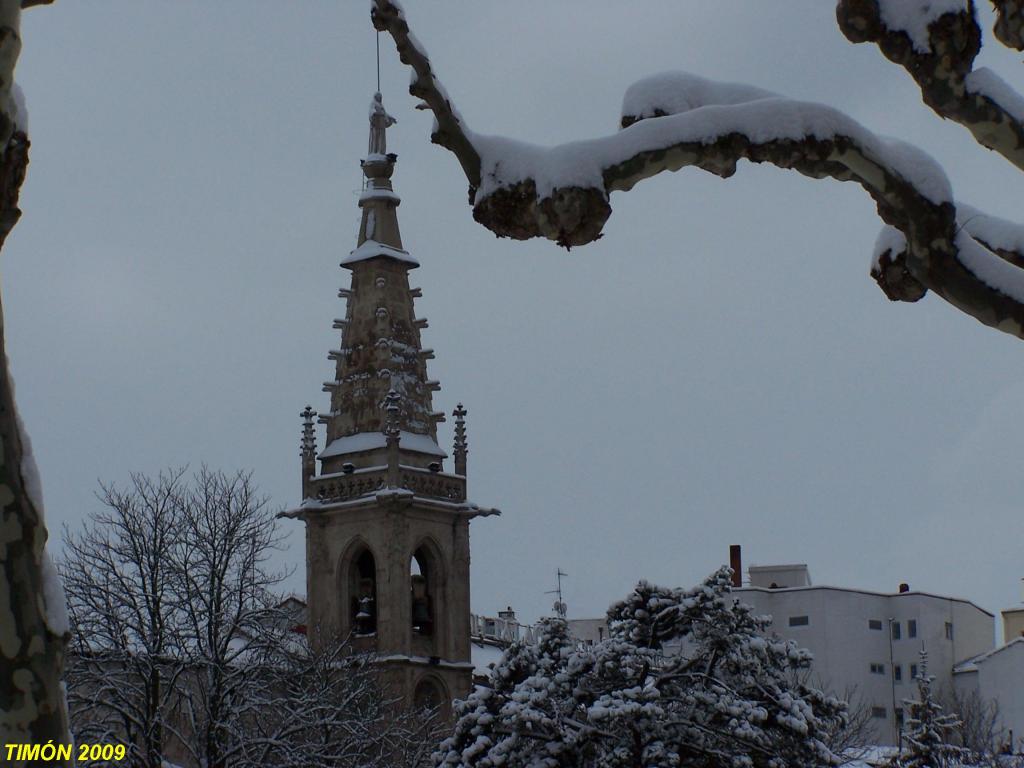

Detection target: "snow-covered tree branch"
[371, 0, 1024, 342]
[837, 0, 1024, 172]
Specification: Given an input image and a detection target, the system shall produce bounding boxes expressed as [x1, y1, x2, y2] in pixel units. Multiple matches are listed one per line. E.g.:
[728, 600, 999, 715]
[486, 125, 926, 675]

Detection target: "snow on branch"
[373, 0, 1024, 340]
[837, 0, 1024, 173]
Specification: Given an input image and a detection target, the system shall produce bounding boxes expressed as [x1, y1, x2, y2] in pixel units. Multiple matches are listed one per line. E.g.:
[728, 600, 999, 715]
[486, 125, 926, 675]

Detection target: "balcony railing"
[308, 465, 465, 504]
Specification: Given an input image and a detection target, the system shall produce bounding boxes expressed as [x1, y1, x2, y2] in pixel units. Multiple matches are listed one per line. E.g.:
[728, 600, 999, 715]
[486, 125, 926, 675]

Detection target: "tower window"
[788, 615, 809, 627]
[869, 619, 883, 630]
[908, 619, 917, 638]
[891, 621, 901, 640]
[411, 548, 434, 636]
[350, 548, 377, 635]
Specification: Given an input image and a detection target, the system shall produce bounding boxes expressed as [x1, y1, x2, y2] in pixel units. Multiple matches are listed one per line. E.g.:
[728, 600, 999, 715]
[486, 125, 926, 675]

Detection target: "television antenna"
[546, 568, 568, 618]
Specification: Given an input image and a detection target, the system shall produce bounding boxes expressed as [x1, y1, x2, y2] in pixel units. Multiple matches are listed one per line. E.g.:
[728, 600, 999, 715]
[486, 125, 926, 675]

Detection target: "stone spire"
[453, 403, 467, 478]
[318, 93, 446, 474]
[300, 405, 317, 498]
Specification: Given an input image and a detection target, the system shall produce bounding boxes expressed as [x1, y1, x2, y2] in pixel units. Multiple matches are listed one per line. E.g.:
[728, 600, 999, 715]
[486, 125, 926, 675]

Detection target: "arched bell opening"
[347, 546, 377, 636]
[409, 540, 446, 657]
[410, 549, 433, 636]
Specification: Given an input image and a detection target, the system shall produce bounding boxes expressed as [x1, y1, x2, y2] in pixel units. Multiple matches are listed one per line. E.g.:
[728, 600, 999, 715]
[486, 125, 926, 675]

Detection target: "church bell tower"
[290, 93, 496, 712]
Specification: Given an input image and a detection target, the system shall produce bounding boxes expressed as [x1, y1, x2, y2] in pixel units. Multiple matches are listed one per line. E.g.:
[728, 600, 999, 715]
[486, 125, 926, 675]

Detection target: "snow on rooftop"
[341, 239, 419, 268]
[471, 640, 506, 678]
[319, 429, 447, 458]
[953, 636, 1024, 673]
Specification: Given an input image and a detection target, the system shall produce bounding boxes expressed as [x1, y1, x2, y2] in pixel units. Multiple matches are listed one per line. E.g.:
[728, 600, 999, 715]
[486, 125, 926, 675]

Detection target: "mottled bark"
[0, 131, 72, 760]
[0, 1, 72, 762]
[990, 0, 1024, 50]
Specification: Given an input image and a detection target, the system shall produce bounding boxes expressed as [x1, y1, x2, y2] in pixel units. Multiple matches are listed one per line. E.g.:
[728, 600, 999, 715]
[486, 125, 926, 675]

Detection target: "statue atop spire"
[368, 92, 396, 156]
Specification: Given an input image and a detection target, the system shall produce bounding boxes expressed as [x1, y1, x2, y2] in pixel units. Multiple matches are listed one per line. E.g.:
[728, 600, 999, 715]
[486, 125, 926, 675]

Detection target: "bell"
[355, 595, 376, 635]
[412, 597, 432, 626]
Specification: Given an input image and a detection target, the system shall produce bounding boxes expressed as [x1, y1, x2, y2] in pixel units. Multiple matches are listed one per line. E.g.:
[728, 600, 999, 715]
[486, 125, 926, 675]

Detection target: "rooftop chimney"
[899, 583, 910, 593]
[729, 545, 742, 588]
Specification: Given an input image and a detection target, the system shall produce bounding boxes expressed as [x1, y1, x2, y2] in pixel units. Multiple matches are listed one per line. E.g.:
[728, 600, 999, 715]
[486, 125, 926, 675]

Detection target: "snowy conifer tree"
[899, 650, 968, 768]
[436, 567, 845, 768]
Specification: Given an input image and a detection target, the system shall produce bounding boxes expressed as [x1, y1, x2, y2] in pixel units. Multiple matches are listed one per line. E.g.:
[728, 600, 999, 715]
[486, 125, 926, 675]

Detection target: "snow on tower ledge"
[341, 239, 419, 268]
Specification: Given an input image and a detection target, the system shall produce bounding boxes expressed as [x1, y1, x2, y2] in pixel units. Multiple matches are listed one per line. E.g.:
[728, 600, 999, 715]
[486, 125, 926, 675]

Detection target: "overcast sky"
[10, 2, 1024, 630]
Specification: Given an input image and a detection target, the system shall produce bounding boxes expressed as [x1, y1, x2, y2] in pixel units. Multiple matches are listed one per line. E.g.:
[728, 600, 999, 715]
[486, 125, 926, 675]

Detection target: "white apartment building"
[735, 563, 994, 746]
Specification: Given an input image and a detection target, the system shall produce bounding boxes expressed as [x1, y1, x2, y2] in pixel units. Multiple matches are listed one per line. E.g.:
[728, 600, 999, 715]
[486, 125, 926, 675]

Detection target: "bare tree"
[62, 467, 445, 768]
[232, 628, 445, 768]
[818, 684, 877, 765]
[61, 469, 189, 768]
[371, 0, 1024, 342]
[942, 687, 1009, 766]
[161, 468, 288, 768]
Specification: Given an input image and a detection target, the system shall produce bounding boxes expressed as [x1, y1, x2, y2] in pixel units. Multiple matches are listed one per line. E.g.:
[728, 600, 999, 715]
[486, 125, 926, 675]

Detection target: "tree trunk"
[0, 1, 73, 762]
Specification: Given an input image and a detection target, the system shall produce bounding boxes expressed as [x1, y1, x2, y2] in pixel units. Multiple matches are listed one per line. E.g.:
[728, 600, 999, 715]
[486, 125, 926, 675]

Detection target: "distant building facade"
[733, 562, 993, 746]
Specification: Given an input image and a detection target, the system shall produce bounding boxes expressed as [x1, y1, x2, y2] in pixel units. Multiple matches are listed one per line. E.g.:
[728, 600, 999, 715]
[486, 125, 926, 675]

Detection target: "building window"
[945, 622, 954, 640]
[788, 615, 809, 627]
[910, 663, 918, 680]
[896, 708, 905, 729]
[891, 621, 901, 640]
[869, 619, 883, 630]
[893, 665, 902, 682]
[870, 663, 885, 675]
[871, 706, 887, 719]
[908, 619, 917, 638]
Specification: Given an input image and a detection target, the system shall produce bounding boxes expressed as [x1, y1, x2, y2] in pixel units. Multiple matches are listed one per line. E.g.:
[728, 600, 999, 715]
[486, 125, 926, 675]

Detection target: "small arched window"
[413, 678, 443, 712]
[350, 548, 377, 635]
